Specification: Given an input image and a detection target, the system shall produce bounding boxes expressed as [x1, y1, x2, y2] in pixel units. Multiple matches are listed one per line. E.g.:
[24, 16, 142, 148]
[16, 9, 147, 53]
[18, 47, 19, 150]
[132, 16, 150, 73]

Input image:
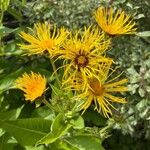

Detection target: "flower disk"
[57, 26, 112, 88]
[18, 22, 68, 56]
[94, 7, 137, 35]
[15, 72, 47, 101]
[76, 64, 128, 118]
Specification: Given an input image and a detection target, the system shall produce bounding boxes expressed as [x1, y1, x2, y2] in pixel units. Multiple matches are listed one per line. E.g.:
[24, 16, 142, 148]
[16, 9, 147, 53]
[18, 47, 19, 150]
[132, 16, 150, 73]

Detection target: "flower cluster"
[15, 7, 136, 117]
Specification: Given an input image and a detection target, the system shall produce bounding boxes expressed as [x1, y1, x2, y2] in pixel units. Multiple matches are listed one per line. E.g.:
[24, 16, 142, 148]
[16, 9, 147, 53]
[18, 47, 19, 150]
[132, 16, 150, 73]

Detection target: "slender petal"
[94, 7, 137, 35]
[18, 22, 68, 56]
[15, 72, 47, 101]
[75, 64, 128, 118]
[56, 26, 112, 89]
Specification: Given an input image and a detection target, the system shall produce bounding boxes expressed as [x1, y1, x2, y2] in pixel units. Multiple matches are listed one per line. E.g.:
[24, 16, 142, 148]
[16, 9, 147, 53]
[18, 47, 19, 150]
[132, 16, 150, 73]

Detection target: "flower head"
[18, 22, 68, 56]
[94, 7, 137, 35]
[57, 26, 112, 88]
[76, 64, 128, 118]
[15, 72, 47, 101]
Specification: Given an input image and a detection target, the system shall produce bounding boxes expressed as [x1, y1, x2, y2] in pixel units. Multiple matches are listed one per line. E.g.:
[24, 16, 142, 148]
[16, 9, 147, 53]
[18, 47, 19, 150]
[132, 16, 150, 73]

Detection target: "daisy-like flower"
[76, 63, 128, 118]
[94, 7, 137, 35]
[15, 72, 47, 101]
[18, 22, 68, 56]
[57, 26, 112, 88]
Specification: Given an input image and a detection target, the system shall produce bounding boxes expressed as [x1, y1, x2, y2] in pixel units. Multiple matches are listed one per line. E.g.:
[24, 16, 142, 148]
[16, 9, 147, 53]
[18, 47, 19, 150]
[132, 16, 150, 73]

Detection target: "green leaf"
[31, 106, 55, 120]
[136, 31, 150, 37]
[36, 113, 71, 145]
[0, 143, 17, 150]
[134, 14, 145, 19]
[83, 110, 107, 126]
[136, 99, 147, 111]
[0, 133, 11, 150]
[21, 0, 27, 6]
[0, 105, 24, 120]
[128, 84, 139, 94]
[51, 113, 65, 132]
[0, 68, 23, 94]
[3, 41, 23, 56]
[138, 88, 145, 97]
[25, 145, 45, 150]
[70, 116, 84, 129]
[0, 133, 19, 150]
[66, 135, 104, 150]
[7, 7, 22, 20]
[0, 118, 52, 146]
[50, 84, 62, 96]
[0, 26, 19, 37]
[49, 139, 78, 150]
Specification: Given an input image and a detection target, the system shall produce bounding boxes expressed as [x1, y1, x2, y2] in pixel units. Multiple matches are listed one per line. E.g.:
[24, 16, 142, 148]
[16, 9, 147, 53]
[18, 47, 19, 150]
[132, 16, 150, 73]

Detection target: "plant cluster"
[0, 0, 150, 150]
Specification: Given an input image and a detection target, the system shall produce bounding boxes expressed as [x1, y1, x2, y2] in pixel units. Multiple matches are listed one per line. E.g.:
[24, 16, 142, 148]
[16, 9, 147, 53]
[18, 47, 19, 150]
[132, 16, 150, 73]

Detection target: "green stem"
[42, 98, 54, 110]
[0, 11, 4, 53]
[50, 58, 61, 88]
[42, 98, 60, 113]
[0, 11, 4, 26]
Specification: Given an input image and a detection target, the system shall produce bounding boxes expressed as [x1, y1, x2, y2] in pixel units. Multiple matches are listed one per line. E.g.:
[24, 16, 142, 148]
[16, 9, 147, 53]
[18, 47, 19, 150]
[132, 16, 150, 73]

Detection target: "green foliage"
[19, 0, 102, 29]
[0, 0, 150, 149]
[0, 0, 10, 11]
[136, 31, 150, 37]
[36, 113, 71, 145]
[0, 105, 24, 120]
[66, 135, 104, 150]
[0, 117, 52, 145]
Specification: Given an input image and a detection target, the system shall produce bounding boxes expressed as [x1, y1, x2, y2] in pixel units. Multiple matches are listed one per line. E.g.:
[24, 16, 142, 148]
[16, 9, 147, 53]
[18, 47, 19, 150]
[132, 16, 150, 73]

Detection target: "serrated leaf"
[0, 118, 52, 146]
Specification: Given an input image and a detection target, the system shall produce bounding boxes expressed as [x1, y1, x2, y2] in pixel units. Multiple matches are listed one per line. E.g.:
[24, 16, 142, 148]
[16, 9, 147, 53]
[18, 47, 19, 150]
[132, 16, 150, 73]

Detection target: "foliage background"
[0, 0, 150, 149]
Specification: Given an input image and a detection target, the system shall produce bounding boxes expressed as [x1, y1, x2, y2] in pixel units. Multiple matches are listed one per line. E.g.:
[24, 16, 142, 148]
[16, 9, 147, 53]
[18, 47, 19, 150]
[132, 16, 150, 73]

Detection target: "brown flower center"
[90, 79, 105, 96]
[74, 55, 88, 68]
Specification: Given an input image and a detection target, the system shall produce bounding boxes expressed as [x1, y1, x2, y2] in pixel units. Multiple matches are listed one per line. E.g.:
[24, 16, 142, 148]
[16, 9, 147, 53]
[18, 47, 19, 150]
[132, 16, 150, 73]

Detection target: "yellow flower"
[57, 26, 112, 88]
[94, 7, 137, 35]
[15, 72, 47, 101]
[76, 64, 128, 118]
[18, 22, 68, 56]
